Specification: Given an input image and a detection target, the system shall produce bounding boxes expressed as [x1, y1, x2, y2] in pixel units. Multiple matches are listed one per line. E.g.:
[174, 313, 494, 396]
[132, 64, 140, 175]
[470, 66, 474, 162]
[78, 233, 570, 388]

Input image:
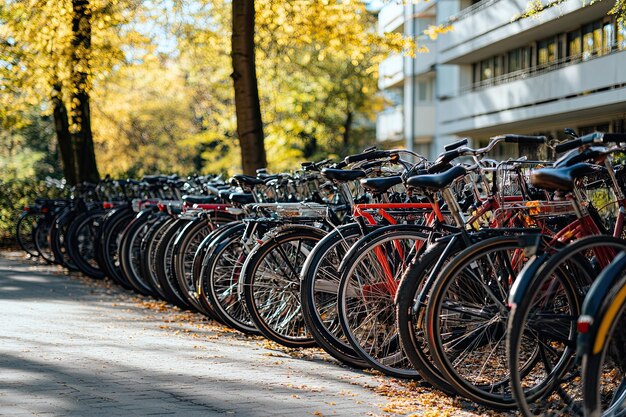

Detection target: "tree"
[69, 0, 100, 183]
[0, 0, 139, 183]
[231, 0, 266, 175]
[52, 82, 76, 184]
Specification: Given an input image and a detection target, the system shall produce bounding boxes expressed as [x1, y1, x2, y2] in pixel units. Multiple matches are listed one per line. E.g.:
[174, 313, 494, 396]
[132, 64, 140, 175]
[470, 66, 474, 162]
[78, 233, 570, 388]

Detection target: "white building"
[376, 0, 626, 158]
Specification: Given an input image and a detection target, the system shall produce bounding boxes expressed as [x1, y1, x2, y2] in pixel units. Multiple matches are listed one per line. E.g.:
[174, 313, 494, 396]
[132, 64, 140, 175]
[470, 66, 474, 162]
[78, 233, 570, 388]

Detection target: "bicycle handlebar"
[503, 134, 546, 144]
[444, 138, 468, 151]
[555, 132, 626, 153]
[343, 150, 390, 165]
[555, 138, 584, 153]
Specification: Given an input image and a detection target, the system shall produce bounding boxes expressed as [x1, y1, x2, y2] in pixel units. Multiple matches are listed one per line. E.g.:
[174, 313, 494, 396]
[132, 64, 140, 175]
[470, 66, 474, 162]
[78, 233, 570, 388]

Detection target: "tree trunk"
[231, 0, 266, 175]
[51, 83, 77, 185]
[70, 0, 100, 184]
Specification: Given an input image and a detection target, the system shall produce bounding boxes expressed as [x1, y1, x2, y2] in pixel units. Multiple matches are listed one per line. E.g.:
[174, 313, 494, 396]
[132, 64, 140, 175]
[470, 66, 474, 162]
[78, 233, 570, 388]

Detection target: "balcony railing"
[449, 46, 626, 98]
[446, 0, 504, 23]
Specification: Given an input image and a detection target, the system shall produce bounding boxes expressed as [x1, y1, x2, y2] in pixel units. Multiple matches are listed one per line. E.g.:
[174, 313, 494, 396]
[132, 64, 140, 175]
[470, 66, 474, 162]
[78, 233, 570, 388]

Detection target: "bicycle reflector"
[577, 315, 594, 333]
[103, 202, 113, 209]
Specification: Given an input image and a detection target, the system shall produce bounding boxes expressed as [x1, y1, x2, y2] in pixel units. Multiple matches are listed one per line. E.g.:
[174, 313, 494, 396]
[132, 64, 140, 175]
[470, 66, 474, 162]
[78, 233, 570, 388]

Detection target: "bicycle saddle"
[142, 175, 168, 184]
[555, 146, 607, 167]
[360, 176, 403, 193]
[321, 168, 366, 182]
[182, 195, 218, 205]
[229, 193, 255, 205]
[232, 175, 265, 186]
[218, 189, 233, 201]
[406, 165, 467, 190]
[530, 162, 605, 191]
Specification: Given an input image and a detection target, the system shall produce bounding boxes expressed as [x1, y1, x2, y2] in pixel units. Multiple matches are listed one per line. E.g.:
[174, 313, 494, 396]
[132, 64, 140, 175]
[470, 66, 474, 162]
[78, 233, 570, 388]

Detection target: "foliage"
[0, 109, 61, 180]
[611, 0, 626, 24]
[91, 53, 202, 176]
[513, 0, 626, 22]
[0, 0, 139, 125]
[172, 0, 415, 174]
[0, 179, 65, 245]
[0, 0, 418, 180]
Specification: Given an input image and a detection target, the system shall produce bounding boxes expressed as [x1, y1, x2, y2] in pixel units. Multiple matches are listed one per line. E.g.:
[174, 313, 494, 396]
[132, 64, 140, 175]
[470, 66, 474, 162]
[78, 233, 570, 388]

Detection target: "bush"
[0, 179, 65, 246]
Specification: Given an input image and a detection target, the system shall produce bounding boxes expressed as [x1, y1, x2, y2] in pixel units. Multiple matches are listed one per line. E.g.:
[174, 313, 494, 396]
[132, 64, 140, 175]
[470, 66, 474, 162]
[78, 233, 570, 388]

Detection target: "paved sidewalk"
[0, 251, 493, 417]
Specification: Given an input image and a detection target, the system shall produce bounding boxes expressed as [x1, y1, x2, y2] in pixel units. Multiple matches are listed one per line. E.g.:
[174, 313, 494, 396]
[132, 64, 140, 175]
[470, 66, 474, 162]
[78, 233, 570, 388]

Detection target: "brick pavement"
[0, 251, 494, 417]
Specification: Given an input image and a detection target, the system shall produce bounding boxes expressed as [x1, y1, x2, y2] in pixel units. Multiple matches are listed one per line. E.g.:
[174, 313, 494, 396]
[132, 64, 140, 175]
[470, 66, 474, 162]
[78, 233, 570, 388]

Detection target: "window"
[568, 30, 582, 58]
[507, 49, 522, 72]
[537, 37, 557, 65]
[417, 80, 432, 102]
[469, 17, 622, 89]
[582, 21, 602, 59]
[602, 21, 614, 54]
[493, 56, 502, 78]
[522, 47, 531, 69]
[480, 58, 492, 82]
[618, 20, 626, 50]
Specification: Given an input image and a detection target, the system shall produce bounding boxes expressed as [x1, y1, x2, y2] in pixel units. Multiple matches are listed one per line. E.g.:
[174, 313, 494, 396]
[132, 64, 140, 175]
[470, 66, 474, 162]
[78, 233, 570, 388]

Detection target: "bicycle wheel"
[581, 253, 626, 417]
[119, 208, 159, 295]
[50, 207, 79, 271]
[242, 225, 327, 347]
[98, 205, 135, 287]
[425, 234, 540, 409]
[34, 216, 55, 264]
[508, 236, 626, 416]
[66, 210, 106, 279]
[337, 226, 429, 378]
[199, 222, 259, 334]
[173, 213, 234, 314]
[16, 211, 42, 257]
[190, 222, 240, 323]
[154, 217, 193, 308]
[300, 223, 368, 367]
[140, 214, 175, 301]
[396, 236, 466, 394]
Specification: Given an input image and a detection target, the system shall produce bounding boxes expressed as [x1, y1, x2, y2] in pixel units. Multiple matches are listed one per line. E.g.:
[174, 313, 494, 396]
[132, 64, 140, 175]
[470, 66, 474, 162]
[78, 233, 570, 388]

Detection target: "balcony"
[379, 43, 436, 91]
[411, 104, 436, 137]
[378, 4, 405, 34]
[378, 54, 404, 90]
[437, 0, 612, 64]
[437, 51, 626, 135]
[377, 108, 404, 142]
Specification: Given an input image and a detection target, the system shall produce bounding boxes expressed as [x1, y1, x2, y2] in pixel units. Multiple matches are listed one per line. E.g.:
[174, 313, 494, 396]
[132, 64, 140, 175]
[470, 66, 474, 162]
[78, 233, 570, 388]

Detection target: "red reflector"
[24, 206, 29, 211]
[578, 315, 593, 333]
[103, 202, 113, 209]
[42, 207, 48, 213]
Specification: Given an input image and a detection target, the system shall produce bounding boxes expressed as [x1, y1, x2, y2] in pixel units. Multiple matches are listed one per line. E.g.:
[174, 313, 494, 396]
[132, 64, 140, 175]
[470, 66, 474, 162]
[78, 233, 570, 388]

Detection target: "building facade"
[376, 0, 626, 159]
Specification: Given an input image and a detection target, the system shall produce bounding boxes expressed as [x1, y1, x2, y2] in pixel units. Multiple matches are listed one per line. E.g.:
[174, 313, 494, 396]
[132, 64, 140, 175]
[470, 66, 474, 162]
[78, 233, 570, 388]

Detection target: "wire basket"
[494, 161, 549, 200]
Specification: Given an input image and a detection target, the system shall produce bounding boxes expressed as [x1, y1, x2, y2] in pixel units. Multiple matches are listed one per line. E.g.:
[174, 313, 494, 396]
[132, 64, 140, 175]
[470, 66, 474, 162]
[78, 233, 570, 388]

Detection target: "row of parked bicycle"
[16, 129, 626, 416]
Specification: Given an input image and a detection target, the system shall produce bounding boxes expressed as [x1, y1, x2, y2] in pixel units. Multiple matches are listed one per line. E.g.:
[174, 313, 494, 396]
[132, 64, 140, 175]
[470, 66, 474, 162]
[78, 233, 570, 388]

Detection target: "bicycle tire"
[508, 236, 626, 416]
[337, 226, 429, 378]
[199, 222, 259, 334]
[300, 223, 368, 367]
[16, 211, 42, 257]
[66, 210, 107, 279]
[173, 213, 234, 314]
[425, 235, 540, 409]
[154, 217, 193, 308]
[242, 225, 327, 347]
